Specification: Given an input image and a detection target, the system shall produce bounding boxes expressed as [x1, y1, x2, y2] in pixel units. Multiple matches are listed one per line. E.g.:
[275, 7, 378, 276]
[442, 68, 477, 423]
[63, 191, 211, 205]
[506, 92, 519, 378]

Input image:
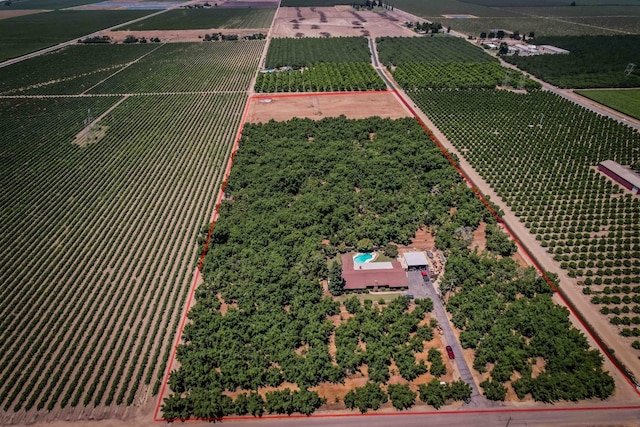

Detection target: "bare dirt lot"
[0, 9, 47, 19]
[271, 6, 416, 38]
[246, 91, 411, 123]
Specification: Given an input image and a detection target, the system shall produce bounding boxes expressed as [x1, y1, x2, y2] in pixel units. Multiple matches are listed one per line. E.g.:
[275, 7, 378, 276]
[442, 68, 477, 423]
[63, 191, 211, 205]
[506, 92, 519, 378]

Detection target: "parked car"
[405, 294, 414, 300]
[446, 345, 455, 359]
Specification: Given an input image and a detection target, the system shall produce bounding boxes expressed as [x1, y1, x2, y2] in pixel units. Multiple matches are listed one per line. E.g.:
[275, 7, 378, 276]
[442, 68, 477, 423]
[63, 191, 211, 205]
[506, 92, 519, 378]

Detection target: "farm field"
[504, 35, 640, 89]
[0, 44, 157, 95]
[0, 92, 248, 422]
[0, 0, 103, 9]
[0, 37, 264, 424]
[0, 10, 153, 61]
[120, 8, 276, 30]
[265, 37, 372, 68]
[257, 37, 384, 92]
[89, 41, 265, 93]
[575, 89, 640, 121]
[376, 36, 539, 90]
[391, 0, 640, 35]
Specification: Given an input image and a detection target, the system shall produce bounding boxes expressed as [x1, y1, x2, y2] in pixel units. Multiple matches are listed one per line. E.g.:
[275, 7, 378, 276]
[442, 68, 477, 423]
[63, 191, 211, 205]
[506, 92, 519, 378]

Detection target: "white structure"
[539, 45, 570, 55]
[404, 252, 429, 270]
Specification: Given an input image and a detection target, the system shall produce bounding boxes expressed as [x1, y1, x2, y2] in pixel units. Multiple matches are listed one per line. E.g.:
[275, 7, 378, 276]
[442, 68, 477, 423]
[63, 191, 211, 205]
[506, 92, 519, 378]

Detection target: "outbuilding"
[598, 160, 640, 194]
[404, 251, 429, 271]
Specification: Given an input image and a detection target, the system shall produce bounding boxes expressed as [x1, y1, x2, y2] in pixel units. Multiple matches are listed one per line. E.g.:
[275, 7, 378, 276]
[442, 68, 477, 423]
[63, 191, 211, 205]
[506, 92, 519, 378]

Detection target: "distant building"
[539, 45, 570, 55]
[598, 160, 640, 194]
[404, 251, 429, 271]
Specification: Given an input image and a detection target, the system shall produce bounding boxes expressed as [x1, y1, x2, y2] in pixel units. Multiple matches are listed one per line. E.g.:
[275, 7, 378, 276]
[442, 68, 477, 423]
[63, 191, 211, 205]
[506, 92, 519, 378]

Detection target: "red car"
[446, 345, 455, 360]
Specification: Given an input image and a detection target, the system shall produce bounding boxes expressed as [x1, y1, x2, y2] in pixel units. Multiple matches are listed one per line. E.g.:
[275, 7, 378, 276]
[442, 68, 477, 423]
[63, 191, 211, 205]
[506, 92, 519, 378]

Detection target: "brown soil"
[0, 9, 47, 19]
[246, 92, 410, 123]
[469, 221, 487, 252]
[271, 6, 416, 38]
[396, 227, 436, 252]
[108, 28, 267, 43]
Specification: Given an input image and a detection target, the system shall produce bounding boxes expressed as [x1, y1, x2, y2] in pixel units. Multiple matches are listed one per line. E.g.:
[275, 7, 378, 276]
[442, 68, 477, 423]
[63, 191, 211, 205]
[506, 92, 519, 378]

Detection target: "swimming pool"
[354, 253, 374, 263]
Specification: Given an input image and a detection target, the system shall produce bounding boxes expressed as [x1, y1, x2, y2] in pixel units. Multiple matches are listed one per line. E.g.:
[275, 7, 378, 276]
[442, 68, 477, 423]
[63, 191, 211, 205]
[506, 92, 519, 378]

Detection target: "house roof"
[600, 160, 640, 188]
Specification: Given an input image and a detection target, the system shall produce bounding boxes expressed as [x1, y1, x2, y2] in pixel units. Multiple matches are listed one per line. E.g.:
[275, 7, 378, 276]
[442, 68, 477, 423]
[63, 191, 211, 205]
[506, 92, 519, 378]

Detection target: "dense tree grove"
[444, 250, 615, 402]
[504, 35, 640, 88]
[485, 224, 517, 257]
[163, 117, 488, 420]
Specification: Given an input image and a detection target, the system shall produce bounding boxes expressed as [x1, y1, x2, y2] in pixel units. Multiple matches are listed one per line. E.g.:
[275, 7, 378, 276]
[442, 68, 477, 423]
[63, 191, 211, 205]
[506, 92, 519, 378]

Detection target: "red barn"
[598, 160, 640, 195]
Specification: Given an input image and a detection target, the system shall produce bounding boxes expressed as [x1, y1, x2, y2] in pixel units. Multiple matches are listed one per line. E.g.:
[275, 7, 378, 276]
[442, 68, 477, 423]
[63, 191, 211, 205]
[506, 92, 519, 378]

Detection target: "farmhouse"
[403, 251, 429, 271]
[341, 253, 407, 291]
[598, 160, 640, 194]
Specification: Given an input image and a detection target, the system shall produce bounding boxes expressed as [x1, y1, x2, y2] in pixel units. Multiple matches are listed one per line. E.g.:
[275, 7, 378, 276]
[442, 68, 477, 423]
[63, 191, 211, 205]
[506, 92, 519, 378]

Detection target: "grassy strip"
[575, 89, 640, 121]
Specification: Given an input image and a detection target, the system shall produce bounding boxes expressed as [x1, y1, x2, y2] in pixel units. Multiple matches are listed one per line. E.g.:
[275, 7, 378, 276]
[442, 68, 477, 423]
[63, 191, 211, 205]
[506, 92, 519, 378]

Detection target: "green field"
[391, 0, 518, 17]
[265, 37, 372, 68]
[504, 35, 640, 88]
[0, 40, 264, 418]
[576, 89, 640, 120]
[120, 8, 276, 30]
[259, 37, 383, 93]
[376, 36, 538, 90]
[0, 44, 156, 95]
[0, 0, 102, 9]
[89, 41, 265, 93]
[376, 36, 494, 65]
[255, 62, 386, 92]
[0, 10, 152, 61]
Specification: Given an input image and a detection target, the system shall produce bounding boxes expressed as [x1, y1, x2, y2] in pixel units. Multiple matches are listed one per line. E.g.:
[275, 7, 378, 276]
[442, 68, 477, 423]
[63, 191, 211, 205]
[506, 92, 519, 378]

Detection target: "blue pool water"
[354, 253, 373, 263]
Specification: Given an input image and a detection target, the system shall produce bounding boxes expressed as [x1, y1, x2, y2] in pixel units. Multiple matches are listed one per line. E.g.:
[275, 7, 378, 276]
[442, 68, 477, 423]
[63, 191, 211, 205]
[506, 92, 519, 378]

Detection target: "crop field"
[0, 44, 157, 95]
[265, 37, 372, 69]
[0, 35, 264, 423]
[576, 89, 640, 121]
[408, 89, 640, 349]
[392, 62, 540, 89]
[0, 10, 153, 61]
[376, 36, 538, 90]
[505, 36, 640, 89]
[258, 37, 384, 92]
[390, 0, 518, 17]
[255, 63, 386, 92]
[0, 92, 249, 419]
[0, 0, 103, 9]
[280, 0, 352, 6]
[120, 8, 277, 30]
[376, 36, 494, 66]
[89, 41, 265, 94]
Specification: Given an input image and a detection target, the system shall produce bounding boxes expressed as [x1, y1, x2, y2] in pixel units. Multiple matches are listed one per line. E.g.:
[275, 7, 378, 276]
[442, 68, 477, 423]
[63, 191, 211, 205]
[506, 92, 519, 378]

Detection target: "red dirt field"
[108, 28, 268, 43]
[246, 92, 411, 123]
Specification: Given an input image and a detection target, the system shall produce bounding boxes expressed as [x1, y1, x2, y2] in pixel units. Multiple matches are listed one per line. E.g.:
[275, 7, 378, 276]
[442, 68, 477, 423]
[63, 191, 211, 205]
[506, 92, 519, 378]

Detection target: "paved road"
[407, 271, 488, 408]
[218, 405, 640, 427]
